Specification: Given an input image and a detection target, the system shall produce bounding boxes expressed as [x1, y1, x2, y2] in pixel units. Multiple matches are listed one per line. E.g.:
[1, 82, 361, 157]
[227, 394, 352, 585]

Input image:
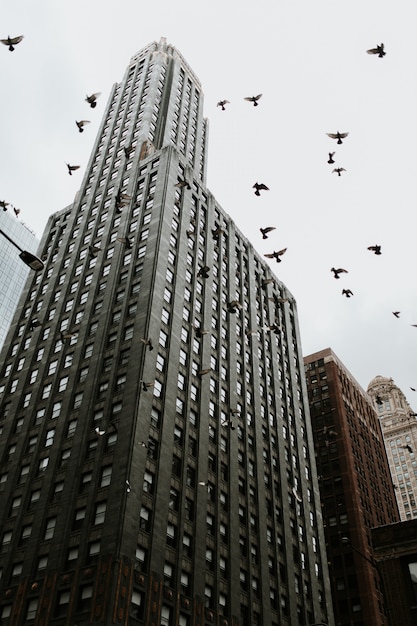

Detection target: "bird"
[227, 300, 242, 314]
[116, 237, 133, 248]
[13, 206, 20, 217]
[268, 294, 289, 305]
[140, 337, 154, 351]
[260, 226, 276, 239]
[141, 381, 154, 391]
[375, 395, 383, 405]
[0, 200, 9, 211]
[60, 331, 78, 342]
[125, 480, 132, 493]
[253, 182, 269, 196]
[367, 43, 386, 58]
[88, 244, 101, 256]
[1, 35, 24, 51]
[197, 265, 210, 279]
[392, 311, 401, 318]
[76, 120, 90, 133]
[212, 226, 225, 239]
[367, 245, 382, 255]
[175, 178, 191, 190]
[193, 325, 208, 338]
[327, 131, 349, 145]
[29, 319, 41, 331]
[85, 92, 101, 108]
[66, 163, 80, 176]
[123, 144, 135, 158]
[221, 420, 236, 430]
[342, 289, 354, 298]
[332, 168, 346, 176]
[95, 427, 106, 436]
[217, 100, 230, 110]
[115, 191, 131, 212]
[328, 152, 335, 164]
[401, 445, 413, 453]
[244, 94, 262, 106]
[331, 267, 348, 279]
[411, 387, 416, 392]
[198, 368, 211, 377]
[264, 248, 287, 263]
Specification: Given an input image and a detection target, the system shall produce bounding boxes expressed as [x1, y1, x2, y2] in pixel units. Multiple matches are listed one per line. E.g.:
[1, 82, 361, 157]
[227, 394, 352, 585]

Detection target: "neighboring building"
[304, 348, 399, 626]
[372, 519, 417, 626]
[367, 375, 417, 521]
[0, 39, 334, 626]
[0, 208, 39, 350]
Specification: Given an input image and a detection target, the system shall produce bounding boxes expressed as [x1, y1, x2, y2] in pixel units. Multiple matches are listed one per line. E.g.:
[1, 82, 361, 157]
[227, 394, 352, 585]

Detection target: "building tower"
[0, 39, 333, 626]
[367, 375, 417, 521]
[0, 208, 39, 350]
[304, 348, 399, 626]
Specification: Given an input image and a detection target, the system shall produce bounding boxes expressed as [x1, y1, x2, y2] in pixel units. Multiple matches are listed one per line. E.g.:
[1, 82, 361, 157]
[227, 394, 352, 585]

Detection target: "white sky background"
[1, 0, 416, 402]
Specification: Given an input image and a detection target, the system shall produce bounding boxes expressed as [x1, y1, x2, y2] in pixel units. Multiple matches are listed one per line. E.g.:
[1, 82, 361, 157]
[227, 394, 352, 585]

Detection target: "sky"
[1, 0, 416, 403]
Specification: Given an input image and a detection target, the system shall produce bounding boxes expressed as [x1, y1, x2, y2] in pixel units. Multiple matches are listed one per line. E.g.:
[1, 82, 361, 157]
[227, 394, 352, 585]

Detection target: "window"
[94, 502, 107, 525]
[44, 517, 56, 540]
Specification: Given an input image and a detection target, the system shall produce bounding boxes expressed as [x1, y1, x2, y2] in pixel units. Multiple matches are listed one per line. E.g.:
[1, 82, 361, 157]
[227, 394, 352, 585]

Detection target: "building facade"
[304, 348, 399, 626]
[0, 40, 334, 626]
[0, 208, 39, 350]
[367, 375, 417, 521]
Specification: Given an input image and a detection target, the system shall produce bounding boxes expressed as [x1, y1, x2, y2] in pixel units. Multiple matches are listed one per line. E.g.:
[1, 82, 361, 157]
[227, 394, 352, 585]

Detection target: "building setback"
[0, 40, 334, 626]
[304, 348, 399, 626]
[0, 209, 39, 350]
[367, 375, 417, 521]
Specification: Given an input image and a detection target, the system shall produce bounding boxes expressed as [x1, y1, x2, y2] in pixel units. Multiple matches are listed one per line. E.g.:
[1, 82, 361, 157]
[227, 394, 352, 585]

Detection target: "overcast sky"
[1, 0, 416, 403]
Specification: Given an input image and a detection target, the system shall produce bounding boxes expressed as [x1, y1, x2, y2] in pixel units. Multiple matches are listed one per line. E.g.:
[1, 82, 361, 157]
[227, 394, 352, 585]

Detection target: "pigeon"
[141, 381, 154, 391]
[401, 445, 413, 453]
[116, 237, 133, 248]
[327, 131, 349, 145]
[253, 182, 269, 196]
[332, 168, 346, 176]
[140, 337, 154, 351]
[227, 300, 242, 314]
[197, 265, 210, 279]
[76, 120, 90, 133]
[175, 179, 191, 190]
[1, 35, 24, 51]
[331, 267, 348, 279]
[198, 368, 211, 377]
[0, 200, 9, 211]
[217, 100, 230, 110]
[392, 312, 400, 318]
[260, 227, 276, 239]
[193, 325, 208, 338]
[328, 152, 335, 164]
[367, 43, 386, 58]
[85, 93, 101, 108]
[367, 245, 382, 255]
[244, 94, 262, 106]
[212, 226, 225, 239]
[264, 248, 287, 263]
[342, 289, 353, 298]
[123, 144, 135, 158]
[66, 163, 80, 176]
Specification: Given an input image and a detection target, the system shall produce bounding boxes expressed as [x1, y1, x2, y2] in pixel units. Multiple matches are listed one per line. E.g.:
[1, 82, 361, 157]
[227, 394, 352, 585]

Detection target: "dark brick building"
[0, 40, 334, 626]
[304, 348, 399, 626]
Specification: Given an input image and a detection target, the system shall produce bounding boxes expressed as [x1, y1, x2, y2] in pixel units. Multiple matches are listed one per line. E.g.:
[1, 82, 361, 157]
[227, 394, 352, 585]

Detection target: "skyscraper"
[304, 348, 399, 626]
[0, 39, 333, 626]
[367, 375, 417, 521]
[0, 209, 39, 350]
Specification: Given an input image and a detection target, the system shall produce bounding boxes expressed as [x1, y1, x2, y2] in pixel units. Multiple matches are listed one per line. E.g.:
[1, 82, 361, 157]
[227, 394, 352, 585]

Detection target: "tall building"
[367, 375, 417, 521]
[0, 39, 334, 626]
[0, 209, 39, 350]
[304, 348, 399, 626]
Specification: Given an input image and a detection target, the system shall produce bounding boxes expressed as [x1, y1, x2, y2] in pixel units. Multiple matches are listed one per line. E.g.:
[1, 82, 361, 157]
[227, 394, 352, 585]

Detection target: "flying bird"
[367, 245, 382, 255]
[13, 206, 20, 217]
[0, 200, 9, 211]
[392, 311, 401, 318]
[411, 387, 416, 392]
[66, 163, 80, 176]
[1, 35, 24, 51]
[327, 152, 335, 164]
[217, 100, 230, 110]
[85, 92, 101, 108]
[175, 178, 191, 190]
[327, 131, 349, 145]
[140, 337, 154, 351]
[244, 94, 262, 106]
[123, 144, 135, 158]
[331, 267, 348, 279]
[116, 237, 133, 248]
[342, 289, 354, 298]
[197, 265, 210, 278]
[260, 226, 276, 239]
[367, 43, 386, 58]
[76, 120, 90, 133]
[253, 182, 269, 196]
[193, 325, 208, 338]
[332, 168, 346, 176]
[198, 368, 212, 377]
[141, 381, 154, 391]
[264, 248, 287, 263]
[227, 300, 242, 314]
[212, 226, 225, 239]
[401, 444, 413, 453]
